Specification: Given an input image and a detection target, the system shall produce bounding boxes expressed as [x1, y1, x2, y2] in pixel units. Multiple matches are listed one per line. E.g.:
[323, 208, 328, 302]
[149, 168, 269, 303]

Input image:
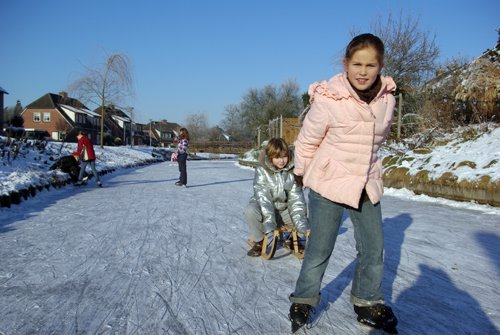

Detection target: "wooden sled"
[247, 226, 310, 260]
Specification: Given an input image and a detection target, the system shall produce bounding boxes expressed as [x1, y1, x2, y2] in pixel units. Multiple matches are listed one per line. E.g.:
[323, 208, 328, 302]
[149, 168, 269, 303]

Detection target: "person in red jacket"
[73, 130, 102, 187]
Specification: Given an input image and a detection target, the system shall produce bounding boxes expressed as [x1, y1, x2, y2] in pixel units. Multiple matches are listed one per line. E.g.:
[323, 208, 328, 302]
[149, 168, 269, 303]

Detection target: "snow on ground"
[0, 140, 157, 195]
[0, 139, 239, 196]
[388, 125, 500, 182]
[0, 159, 499, 334]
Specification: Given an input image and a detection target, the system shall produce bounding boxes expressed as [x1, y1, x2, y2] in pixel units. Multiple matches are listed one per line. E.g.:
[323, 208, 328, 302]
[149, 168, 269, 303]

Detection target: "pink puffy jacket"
[294, 73, 397, 208]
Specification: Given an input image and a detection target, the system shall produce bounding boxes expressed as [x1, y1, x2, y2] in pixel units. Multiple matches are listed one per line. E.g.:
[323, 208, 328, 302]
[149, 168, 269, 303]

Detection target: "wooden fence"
[258, 116, 302, 147]
[190, 140, 254, 155]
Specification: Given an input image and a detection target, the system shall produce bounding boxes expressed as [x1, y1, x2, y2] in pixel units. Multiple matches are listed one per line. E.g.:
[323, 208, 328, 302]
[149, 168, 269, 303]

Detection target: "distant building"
[95, 104, 149, 146]
[0, 86, 8, 131]
[148, 119, 182, 147]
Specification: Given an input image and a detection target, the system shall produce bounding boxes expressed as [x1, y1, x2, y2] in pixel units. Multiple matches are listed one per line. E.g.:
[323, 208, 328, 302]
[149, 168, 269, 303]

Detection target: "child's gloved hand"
[263, 221, 277, 235]
[295, 220, 308, 235]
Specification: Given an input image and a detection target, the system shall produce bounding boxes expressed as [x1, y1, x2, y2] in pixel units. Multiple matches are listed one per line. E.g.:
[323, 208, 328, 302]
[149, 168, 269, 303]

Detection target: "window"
[43, 112, 51, 122]
[33, 112, 41, 122]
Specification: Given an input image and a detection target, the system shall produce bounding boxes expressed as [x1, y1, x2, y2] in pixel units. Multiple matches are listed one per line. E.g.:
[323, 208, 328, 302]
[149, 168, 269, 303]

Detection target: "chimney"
[59, 91, 68, 98]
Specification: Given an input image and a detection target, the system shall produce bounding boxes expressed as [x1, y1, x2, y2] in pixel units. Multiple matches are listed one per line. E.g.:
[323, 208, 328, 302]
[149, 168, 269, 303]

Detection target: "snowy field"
[0, 160, 499, 335]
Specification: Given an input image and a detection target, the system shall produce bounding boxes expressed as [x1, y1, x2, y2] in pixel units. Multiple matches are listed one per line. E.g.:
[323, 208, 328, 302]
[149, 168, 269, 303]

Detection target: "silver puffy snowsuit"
[244, 150, 308, 242]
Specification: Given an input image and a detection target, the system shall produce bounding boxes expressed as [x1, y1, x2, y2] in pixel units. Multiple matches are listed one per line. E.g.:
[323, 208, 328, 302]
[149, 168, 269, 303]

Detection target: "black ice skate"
[289, 302, 312, 333]
[354, 304, 398, 334]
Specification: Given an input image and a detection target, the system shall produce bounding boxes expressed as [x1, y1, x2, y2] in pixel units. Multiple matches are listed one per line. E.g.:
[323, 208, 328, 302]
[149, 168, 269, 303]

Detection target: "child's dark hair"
[345, 33, 385, 65]
[265, 138, 290, 161]
[78, 130, 87, 136]
[179, 128, 190, 140]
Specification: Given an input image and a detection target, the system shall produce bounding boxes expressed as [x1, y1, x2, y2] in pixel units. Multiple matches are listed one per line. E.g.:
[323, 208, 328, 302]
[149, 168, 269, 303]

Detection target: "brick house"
[21, 92, 100, 143]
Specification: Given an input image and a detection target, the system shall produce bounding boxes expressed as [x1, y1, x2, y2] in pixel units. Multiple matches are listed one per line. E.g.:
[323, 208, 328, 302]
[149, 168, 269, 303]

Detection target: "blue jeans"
[78, 160, 101, 184]
[290, 190, 384, 307]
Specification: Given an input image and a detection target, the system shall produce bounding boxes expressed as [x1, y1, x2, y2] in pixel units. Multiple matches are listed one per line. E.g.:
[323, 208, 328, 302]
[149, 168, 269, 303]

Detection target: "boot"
[246, 240, 263, 257]
[354, 304, 398, 334]
[289, 302, 312, 333]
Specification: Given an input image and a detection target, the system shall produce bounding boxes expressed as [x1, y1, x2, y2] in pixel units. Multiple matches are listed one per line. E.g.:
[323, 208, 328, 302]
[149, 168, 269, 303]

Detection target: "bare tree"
[418, 56, 470, 130]
[69, 53, 134, 147]
[221, 104, 249, 141]
[223, 79, 302, 141]
[185, 113, 209, 141]
[370, 12, 440, 92]
[3, 100, 23, 125]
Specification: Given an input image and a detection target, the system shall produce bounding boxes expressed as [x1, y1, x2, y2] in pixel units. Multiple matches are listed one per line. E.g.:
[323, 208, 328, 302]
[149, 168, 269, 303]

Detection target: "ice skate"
[246, 240, 263, 257]
[289, 302, 312, 333]
[354, 304, 398, 334]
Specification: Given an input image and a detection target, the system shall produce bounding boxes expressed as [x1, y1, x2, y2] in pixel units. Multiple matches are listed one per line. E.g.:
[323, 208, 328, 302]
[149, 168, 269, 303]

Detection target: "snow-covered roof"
[111, 115, 131, 123]
[60, 104, 100, 117]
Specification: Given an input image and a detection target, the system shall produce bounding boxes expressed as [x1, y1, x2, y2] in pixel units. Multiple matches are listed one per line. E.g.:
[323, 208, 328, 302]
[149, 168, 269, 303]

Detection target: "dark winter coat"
[49, 155, 81, 182]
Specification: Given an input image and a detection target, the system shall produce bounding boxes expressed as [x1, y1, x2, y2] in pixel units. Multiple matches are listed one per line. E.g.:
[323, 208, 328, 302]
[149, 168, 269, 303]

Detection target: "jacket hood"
[308, 73, 397, 104]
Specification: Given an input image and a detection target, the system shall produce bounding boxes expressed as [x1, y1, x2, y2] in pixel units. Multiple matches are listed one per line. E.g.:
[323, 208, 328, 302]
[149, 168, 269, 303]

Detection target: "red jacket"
[73, 135, 96, 161]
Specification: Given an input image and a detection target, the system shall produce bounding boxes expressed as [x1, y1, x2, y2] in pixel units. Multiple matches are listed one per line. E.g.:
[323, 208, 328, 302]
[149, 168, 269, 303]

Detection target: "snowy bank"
[382, 125, 500, 206]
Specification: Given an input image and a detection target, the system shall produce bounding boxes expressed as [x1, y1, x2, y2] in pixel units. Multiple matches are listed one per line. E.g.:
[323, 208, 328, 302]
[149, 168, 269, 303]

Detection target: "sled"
[247, 225, 310, 260]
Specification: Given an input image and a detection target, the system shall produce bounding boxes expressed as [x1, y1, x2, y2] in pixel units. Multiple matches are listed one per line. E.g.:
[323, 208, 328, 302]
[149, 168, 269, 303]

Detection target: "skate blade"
[358, 320, 398, 334]
[291, 322, 303, 333]
[382, 326, 398, 334]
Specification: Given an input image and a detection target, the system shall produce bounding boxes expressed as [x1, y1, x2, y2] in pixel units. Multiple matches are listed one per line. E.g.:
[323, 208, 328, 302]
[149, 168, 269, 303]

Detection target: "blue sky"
[1, 0, 498, 126]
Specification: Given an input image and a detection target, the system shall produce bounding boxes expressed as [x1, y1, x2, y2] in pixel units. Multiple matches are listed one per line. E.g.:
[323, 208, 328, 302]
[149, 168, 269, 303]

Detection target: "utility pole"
[149, 119, 152, 147]
[130, 121, 134, 148]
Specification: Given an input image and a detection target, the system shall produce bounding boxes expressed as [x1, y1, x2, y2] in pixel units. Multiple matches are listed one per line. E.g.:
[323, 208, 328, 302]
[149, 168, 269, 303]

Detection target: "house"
[21, 92, 100, 143]
[131, 122, 149, 146]
[95, 104, 132, 145]
[0, 86, 8, 131]
[148, 119, 181, 147]
[93, 105, 151, 146]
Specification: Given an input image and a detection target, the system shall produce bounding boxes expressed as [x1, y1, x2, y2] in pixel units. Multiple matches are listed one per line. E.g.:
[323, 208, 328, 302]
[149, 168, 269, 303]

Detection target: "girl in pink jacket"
[289, 33, 398, 334]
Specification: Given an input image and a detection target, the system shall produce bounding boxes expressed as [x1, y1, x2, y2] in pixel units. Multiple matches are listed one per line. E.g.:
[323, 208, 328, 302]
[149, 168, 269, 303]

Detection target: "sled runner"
[247, 225, 309, 260]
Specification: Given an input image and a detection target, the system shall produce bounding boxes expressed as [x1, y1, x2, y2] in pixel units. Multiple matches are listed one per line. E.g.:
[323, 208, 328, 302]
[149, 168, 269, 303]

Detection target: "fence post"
[257, 126, 261, 147]
[280, 115, 283, 138]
